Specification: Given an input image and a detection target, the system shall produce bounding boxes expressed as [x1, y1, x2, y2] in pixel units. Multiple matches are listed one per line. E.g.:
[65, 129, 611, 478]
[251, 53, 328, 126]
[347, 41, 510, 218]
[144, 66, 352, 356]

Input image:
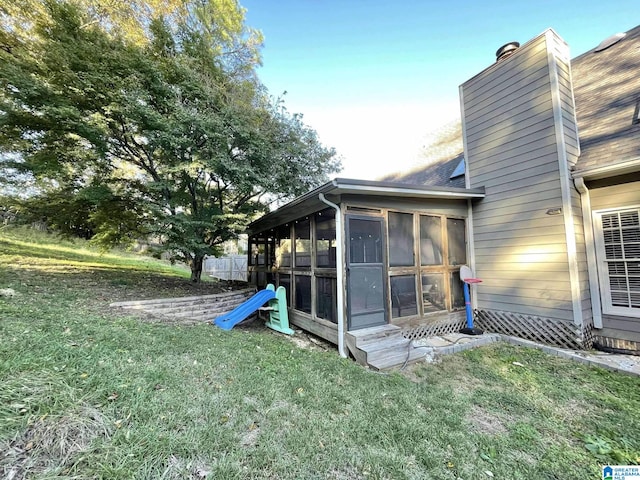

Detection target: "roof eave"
[572, 156, 640, 181]
[247, 177, 485, 235]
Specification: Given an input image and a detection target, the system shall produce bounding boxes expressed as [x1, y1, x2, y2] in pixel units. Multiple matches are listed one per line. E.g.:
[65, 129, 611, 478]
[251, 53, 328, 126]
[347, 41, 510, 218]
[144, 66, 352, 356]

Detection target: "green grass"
[1, 226, 639, 479]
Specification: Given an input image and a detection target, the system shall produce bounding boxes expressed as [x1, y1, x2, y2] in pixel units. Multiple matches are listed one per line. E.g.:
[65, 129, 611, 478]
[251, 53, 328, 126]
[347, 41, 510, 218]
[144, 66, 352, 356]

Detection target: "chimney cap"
[496, 41, 520, 61]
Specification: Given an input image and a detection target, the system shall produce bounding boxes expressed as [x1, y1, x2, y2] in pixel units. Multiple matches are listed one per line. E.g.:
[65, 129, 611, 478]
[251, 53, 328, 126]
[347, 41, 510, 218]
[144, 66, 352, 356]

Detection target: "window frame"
[593, 205, 640, 318]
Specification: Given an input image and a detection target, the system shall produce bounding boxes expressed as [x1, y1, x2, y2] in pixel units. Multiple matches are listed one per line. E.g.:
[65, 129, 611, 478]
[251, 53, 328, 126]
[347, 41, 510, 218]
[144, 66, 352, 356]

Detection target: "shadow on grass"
[0, 237, 167, 270]
[0, 237, 243, 304]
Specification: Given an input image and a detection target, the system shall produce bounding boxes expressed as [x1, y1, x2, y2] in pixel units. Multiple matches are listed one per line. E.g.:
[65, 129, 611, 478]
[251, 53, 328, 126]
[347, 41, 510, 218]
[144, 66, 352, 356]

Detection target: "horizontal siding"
[470, 144, 559, 179]
[465, 95, 553, 141]
[589, 181, 640, 210]
[600, 315, 640, 336]
[463, 38, 548, 99]
[466, 117, 557, 156]
[473, 159, 560, 190]
[479, 286, 574, 303]
[473, 187, 563, 217]
[472, 210, 565, 232]
[598, 326, 640, 343]
[474, 251, 569, 265]
[464, 65, 551, 123]
[475, 268, 569, 288]
[463, 31, 577, 323]
[475, 168, 558, 194]
[474, 224, 566, 241]
[477, 262, 573, 275]
[477, 299, 575, 321]
[475, 241, 569, 255]
[466, 100, 555, 148]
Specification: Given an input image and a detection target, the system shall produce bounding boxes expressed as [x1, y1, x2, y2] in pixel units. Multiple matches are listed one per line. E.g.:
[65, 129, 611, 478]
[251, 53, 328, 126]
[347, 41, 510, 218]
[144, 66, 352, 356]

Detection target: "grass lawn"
[0, 227, 638, 479]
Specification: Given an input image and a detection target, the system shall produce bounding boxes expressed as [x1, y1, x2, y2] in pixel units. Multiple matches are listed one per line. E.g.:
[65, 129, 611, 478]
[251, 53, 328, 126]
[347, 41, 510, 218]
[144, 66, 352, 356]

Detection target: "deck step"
[367, 344, 434, 370]
[346, 324, 445, 370]
[348, 325, 402, 346]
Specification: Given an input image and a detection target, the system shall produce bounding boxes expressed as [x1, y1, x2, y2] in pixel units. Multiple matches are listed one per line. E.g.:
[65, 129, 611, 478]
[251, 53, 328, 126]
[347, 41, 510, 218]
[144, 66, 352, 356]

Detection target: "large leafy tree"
[0, 0, 340, 281]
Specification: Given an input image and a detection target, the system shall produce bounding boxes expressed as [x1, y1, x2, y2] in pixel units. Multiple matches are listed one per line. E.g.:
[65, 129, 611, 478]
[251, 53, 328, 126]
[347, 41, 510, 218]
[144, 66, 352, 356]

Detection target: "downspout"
[319, 193, 348, 358]
[574, 177, 603, 328]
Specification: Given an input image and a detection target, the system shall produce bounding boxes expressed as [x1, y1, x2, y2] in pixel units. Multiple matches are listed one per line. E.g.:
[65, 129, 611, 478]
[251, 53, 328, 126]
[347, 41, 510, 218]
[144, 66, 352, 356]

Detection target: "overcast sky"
[242, 0, 637, 180]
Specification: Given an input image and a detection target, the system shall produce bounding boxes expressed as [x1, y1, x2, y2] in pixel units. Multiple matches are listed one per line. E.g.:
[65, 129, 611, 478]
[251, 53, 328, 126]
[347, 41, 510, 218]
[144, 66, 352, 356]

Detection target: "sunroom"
[247, 178, 485, 363]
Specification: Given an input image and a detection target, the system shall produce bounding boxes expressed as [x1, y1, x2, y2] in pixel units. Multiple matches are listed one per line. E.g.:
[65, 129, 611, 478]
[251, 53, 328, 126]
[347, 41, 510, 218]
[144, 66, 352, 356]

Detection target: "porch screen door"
[347, 216, 387, 330]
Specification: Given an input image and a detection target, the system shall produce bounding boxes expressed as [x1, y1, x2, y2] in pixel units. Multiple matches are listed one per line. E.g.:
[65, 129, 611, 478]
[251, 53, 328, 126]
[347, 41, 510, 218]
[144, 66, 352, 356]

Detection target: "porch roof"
[248, 177, 485, 235]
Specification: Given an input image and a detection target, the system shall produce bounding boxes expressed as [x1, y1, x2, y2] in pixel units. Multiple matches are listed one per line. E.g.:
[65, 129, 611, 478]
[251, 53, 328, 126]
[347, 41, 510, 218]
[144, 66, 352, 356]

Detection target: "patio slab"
[411, 332, 640, 376]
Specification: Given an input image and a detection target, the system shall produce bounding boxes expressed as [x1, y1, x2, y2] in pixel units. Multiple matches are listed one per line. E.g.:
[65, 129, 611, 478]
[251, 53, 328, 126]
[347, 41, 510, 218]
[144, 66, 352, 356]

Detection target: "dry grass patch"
[465, 405, 510, 436]
[1, 405, 112, 479]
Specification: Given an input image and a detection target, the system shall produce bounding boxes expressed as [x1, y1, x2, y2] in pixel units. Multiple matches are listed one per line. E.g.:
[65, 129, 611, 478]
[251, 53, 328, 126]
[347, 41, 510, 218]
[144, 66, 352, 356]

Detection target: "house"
[247, 25, 640, 366]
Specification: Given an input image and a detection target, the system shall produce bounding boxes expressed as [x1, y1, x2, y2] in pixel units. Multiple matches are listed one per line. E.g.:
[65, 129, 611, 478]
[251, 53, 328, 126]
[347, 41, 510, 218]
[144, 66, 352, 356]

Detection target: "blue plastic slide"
[213, 289, 276, 330]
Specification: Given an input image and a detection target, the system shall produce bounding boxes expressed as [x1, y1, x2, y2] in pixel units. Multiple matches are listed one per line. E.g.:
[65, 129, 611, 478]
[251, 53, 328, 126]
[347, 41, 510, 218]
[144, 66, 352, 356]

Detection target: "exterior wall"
[461, 30, 591, 347]
[588, 178, 640, 349]
[343, 195, 471, 337]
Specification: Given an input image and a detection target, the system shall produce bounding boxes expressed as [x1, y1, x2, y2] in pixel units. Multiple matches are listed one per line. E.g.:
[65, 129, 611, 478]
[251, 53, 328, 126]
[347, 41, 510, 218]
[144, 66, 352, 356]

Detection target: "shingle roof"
[379, 121, 465, 188]
[572, 25, 640, 173]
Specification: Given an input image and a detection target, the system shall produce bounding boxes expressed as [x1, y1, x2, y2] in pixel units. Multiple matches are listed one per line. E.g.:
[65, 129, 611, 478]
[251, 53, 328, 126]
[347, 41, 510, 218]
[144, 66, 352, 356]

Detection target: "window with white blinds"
[595, 208, 640, 317]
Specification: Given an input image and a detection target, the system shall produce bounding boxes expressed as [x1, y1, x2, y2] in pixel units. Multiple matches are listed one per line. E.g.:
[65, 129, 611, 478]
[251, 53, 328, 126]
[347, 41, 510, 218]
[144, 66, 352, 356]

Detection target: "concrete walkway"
[414, 332, 640, 377]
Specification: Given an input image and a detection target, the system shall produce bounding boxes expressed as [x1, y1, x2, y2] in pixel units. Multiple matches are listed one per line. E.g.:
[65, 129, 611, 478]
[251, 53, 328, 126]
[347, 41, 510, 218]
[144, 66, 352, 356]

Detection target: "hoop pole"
[464, 282, 474, 329]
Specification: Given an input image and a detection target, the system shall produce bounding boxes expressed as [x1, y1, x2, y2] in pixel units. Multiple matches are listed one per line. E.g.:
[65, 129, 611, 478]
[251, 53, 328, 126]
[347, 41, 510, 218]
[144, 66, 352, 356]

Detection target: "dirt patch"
[465, 405, 509, 435]
[239, 423, 260, 447]
[283, 329, 333, 352]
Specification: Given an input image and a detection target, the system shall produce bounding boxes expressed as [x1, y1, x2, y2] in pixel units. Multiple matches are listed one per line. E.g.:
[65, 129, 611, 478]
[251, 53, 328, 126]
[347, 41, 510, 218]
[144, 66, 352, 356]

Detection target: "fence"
[204, 255, 248, 282]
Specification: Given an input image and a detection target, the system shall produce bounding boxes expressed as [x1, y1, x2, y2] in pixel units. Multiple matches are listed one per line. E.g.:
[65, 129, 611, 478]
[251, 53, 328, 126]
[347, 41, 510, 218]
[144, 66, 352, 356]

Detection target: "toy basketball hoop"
[460, 265, 482, 284]
[459, 265, 484, 336]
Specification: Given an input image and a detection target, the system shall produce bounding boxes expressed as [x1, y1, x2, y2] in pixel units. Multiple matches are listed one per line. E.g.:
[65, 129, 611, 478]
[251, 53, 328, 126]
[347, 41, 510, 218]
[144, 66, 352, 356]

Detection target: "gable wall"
[462, 31, 590, 333]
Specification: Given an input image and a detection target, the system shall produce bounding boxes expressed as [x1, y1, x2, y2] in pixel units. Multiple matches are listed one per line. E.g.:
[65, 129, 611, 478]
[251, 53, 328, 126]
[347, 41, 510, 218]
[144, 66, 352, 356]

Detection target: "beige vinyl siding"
[589, 180, 640, 340]
[462, 31, 581, 322]
[589, 181, 640, 210]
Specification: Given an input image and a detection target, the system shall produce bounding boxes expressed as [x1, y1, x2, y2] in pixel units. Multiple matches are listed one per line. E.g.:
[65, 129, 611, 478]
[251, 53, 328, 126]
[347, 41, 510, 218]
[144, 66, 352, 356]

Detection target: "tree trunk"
[190, 253, 205, 283]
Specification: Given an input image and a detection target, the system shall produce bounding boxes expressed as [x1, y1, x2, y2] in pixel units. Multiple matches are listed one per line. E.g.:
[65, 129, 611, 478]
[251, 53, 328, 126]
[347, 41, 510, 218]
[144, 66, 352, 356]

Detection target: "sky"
[241, 0, 638, 180]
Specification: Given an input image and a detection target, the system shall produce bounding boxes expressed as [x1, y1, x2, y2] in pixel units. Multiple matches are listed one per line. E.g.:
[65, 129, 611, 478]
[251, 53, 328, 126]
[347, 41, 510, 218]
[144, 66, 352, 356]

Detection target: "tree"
[0, 0, 341, 281]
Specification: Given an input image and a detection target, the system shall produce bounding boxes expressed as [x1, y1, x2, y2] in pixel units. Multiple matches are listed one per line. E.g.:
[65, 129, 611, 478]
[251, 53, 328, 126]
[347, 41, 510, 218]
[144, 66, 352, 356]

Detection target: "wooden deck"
[345, 325, 434, 370]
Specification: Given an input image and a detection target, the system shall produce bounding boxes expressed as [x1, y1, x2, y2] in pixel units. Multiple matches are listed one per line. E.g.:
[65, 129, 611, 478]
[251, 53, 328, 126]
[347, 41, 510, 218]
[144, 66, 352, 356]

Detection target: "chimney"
[495, 41, 520, 62]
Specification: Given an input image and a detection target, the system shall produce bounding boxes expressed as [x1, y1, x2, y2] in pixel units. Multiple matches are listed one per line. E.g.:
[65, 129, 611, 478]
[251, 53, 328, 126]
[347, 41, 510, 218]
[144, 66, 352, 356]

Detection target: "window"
[248, 237, 265, 266]
[316, 277, 337, 323]
[420, 215, 443, 265]
[447, 218, 467, 266]
[388, 212, 414, 266]
[315, 210, 336, 268]
[278, 273, 291, 307]
[595, 208, 640, 317]
[421, 273, 445, 313]
[294, 275, 312, 314]
[276, 225, 292, 268]
[391, 275, 418, 318]
[349, 218, 383, 264]
[294, 218, 311, 269]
